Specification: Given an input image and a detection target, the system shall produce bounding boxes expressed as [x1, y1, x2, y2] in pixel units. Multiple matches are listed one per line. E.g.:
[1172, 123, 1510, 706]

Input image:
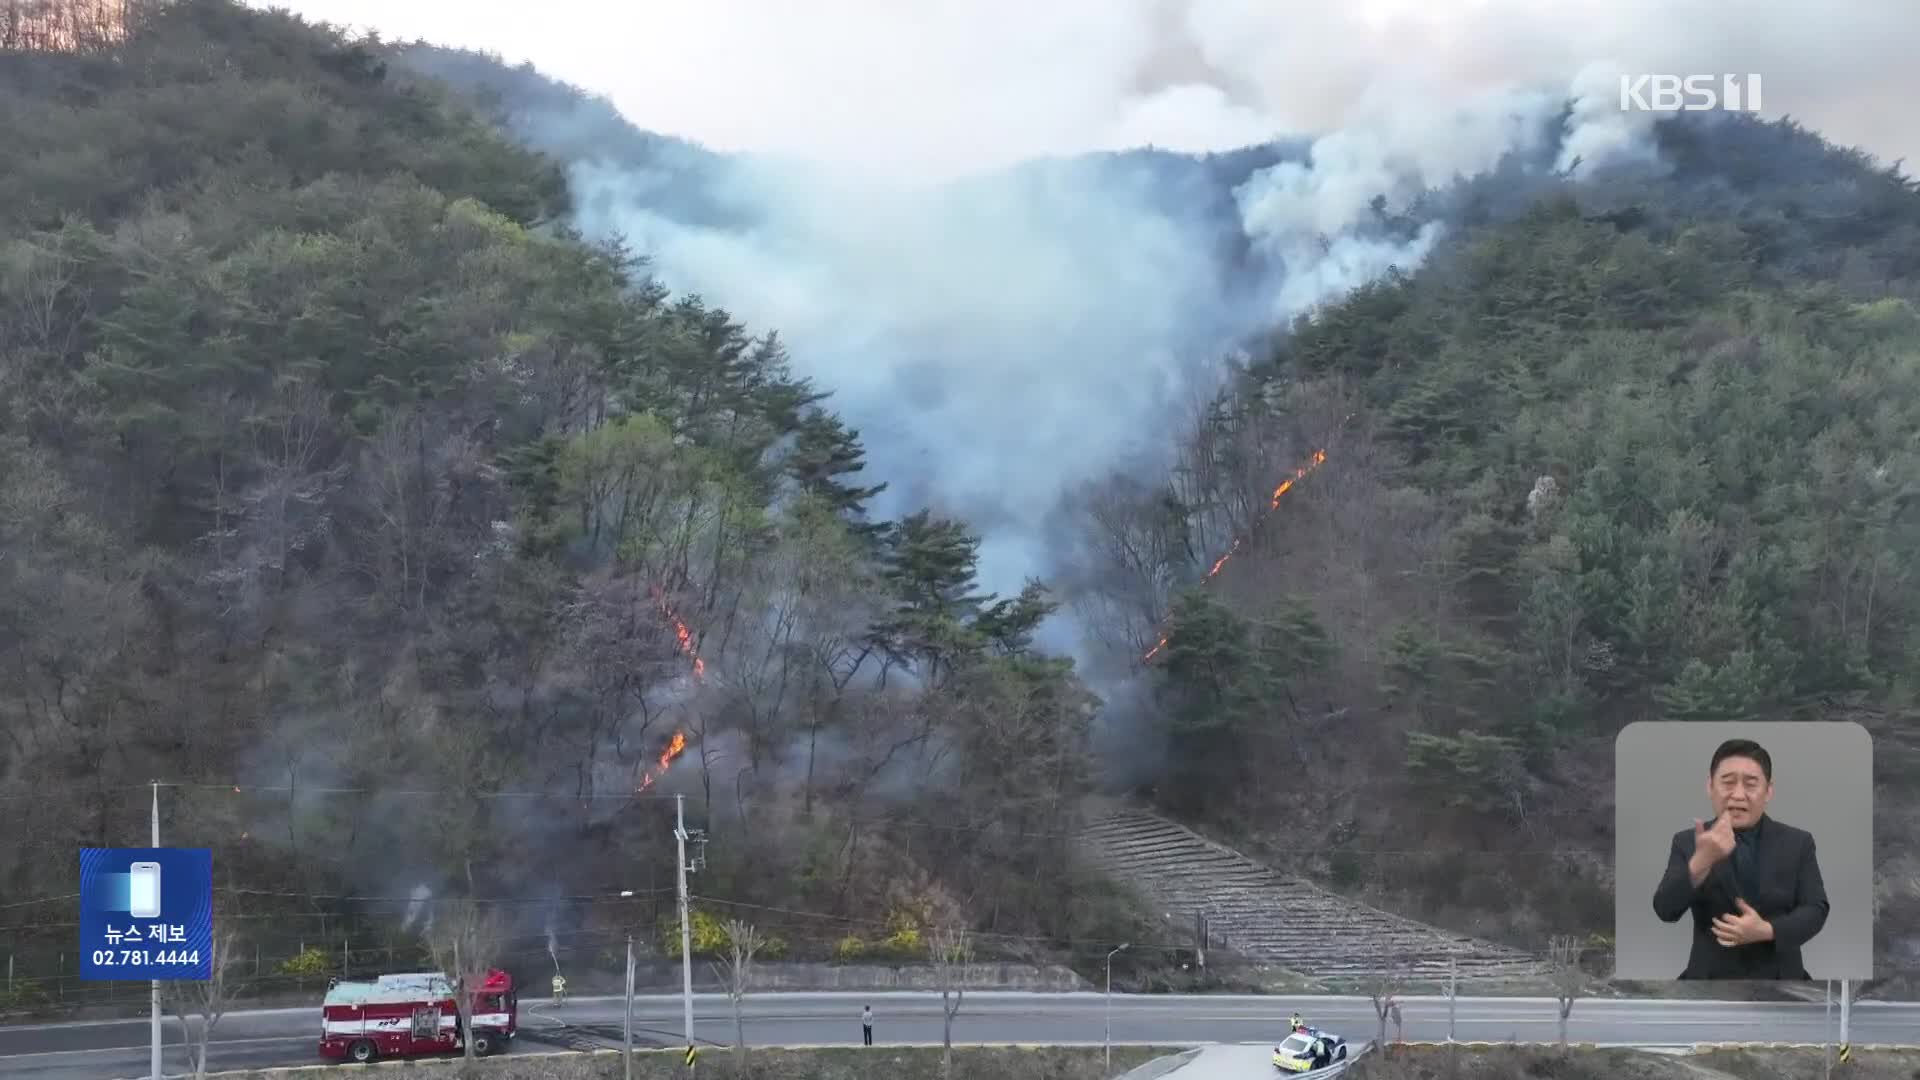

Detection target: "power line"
[23, 776, 1594, 853]
[0, 800, 1600, 854]
[0, 785, 154, 802]
[841, 812, 1590, 852]
[0, 885, 678, 925]
[0, 915, 670, 937]
[0, 893, 80, 910]
[158, 782, 686, 800]
[2, 890, 1196, 957]
[217, 885, 678, 903]
[685, 895, 1195, 955]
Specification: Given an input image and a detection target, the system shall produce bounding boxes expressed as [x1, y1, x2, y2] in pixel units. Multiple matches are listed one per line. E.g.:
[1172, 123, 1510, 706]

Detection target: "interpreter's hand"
[1713, 898, 1773, 947]
[1694, 814, 1736, 866]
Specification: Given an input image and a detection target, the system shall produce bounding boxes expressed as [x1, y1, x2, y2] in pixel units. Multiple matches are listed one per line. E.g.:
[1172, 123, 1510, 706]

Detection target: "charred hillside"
[0, 0, 1159, 1009]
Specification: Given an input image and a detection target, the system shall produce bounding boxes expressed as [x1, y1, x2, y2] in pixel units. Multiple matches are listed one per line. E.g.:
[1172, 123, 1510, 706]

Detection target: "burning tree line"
[1141, 441, 1336, 663]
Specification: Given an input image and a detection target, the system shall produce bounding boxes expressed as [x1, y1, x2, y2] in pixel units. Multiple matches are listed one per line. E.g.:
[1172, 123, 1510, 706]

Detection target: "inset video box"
[1614, 721, 1872, 981]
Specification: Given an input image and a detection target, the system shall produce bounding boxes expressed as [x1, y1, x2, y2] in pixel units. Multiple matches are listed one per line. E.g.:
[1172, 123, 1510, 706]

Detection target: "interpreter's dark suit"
[1651, 813, 1829, 979]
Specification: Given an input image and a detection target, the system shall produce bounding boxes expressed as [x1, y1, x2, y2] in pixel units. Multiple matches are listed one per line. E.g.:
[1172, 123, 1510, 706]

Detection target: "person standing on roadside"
[861, 1004, 874, 1046]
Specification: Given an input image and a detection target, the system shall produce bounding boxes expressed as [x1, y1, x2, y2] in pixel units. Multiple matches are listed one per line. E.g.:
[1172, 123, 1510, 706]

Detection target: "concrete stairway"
[1080, 808, 1548, 982]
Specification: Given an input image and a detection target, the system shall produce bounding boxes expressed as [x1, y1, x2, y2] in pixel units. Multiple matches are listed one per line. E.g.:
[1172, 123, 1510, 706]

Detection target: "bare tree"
[166, 923, 243, 1080]
[1361, 943, 1409, 1053]
[927, 925, 974, 1079]
[709, 918, 764, 1066]
[424, 898, 506, 1060]
[1548, 935, 1586, 1048]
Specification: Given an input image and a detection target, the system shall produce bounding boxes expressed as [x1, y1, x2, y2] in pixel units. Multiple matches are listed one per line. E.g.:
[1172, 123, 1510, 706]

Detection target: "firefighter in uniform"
[552, 972, 567, 1005]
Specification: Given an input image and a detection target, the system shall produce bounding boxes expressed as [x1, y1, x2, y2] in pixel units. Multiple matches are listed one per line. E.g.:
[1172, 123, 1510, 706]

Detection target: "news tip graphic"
[80, 848, 213, 981]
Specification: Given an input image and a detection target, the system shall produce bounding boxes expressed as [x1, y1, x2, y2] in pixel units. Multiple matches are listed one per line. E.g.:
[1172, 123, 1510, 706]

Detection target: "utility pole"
[1447, 954, 1457, 1043]
[675, 794, 694, 1053]
[1840, 978, 1851, 1048]
[1824, 980, 1833, 1080]
[150, 781, 161, 1080]
[1105, 943, 1129, 1073]
[625, 933, 636, 1080]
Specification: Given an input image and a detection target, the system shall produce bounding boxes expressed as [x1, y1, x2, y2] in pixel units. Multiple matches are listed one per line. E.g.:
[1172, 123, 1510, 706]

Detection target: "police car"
[1272, 1027, 1348, 1072]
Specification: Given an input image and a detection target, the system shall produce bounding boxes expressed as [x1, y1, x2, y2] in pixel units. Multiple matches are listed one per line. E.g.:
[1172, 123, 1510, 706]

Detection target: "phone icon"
[128, 862, 162, 919]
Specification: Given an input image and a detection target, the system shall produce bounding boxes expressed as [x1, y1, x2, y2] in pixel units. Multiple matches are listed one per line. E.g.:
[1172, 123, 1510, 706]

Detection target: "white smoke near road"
[401, 884, 432, 933]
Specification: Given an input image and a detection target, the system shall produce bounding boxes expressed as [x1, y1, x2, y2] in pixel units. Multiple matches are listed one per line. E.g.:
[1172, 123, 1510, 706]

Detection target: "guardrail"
[133, 1038, 1920, 1080]
[1384, 1040, 1920, 1052]
[1316, 1040, 1373, 1078]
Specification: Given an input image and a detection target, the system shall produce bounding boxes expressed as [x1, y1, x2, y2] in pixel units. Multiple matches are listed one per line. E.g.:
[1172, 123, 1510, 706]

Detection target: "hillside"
[1074, 137, 1920, 969]
[0, 0, 1156, 1010]
[386, 38, 1920, 981]
[6, 0, 1920, 1014]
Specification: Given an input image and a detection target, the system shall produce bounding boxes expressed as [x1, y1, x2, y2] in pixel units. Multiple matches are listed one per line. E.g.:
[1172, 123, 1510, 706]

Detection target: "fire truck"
[318, 969, 517, 1063]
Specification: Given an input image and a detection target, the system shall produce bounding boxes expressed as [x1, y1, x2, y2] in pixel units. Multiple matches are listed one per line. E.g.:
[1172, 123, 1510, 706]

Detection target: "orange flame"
[635, 581, 702, 794]
[651, 584, 708, 680]
[637, 730, 689, 792]
[1141, 440, 1338, 664]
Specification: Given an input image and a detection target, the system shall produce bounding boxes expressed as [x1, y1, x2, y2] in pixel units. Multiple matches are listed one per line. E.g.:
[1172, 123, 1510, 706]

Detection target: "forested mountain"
[1074, 140, 1920, 965]
[0, 0, 1131, 1005]
[6, 0, 1920, 1009]
[398, 32, 1920, 977]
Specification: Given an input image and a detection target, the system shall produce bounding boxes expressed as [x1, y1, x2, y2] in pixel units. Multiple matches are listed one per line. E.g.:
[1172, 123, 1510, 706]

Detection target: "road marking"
[0, 1008, 316, 1033]
[0, 1035, 315, 1060]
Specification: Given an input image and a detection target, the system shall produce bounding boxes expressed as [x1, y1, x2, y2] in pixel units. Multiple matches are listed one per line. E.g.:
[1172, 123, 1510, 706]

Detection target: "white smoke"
[241, 7, 1908, 713]
[272, 0, 1919, 611]
[400, 883, 432, 932]
[1556, 62, 1664, 174]
[271, 0, 1920, 182]
[558, 73, 1649, 607]
[565, 152, 1250, 594]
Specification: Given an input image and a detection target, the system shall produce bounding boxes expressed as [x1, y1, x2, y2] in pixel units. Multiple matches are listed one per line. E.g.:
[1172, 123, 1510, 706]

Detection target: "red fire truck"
[318, 969, 517, 1063]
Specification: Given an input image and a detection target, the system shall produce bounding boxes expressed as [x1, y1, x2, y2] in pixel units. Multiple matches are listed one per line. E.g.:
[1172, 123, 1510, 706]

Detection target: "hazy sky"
[265, 0, 1917, 181]
[242, 0, 1920, 685]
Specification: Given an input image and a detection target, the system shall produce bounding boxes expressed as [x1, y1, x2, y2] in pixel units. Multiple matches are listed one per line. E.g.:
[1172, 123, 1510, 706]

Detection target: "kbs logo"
[1618, 74, 1763, 112]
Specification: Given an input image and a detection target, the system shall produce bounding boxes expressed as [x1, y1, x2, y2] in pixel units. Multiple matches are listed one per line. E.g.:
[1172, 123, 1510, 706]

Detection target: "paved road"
[1, 992, 1911, 1079]
[1152, 1039, 1385, 1080]
[1159, 1043, 1296, 1078]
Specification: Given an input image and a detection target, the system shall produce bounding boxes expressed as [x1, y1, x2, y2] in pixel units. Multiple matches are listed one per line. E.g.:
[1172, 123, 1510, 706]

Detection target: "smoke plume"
[281, 0, 1919, 181]
[280, 0, 1916, 654]
[515, 78, 1641, 631]
[229, 0, 1918, 859]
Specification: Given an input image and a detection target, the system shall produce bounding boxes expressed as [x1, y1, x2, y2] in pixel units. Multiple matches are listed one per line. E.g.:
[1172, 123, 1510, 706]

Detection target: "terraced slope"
[1081, 808, 1548, 982]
